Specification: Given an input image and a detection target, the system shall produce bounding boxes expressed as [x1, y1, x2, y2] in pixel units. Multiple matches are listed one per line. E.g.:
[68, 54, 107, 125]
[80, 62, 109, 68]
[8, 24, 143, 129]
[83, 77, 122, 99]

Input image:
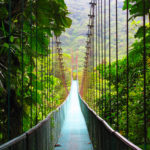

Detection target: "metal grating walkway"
[55, 81, 93, 150]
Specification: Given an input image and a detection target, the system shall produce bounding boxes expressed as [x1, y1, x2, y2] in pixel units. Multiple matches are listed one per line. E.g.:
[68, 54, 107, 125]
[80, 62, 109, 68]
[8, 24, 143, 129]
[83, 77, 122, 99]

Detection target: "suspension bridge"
[0, 0, 149, 150]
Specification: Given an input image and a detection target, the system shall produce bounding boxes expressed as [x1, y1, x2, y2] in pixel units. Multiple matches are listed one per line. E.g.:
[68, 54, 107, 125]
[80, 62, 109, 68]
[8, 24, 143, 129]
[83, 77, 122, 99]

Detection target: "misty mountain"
[61, 0, 131, 71]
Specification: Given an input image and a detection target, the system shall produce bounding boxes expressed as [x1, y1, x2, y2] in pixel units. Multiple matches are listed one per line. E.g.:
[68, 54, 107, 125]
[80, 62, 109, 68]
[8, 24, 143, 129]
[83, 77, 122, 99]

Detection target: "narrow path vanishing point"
[55, 81, 93, 150]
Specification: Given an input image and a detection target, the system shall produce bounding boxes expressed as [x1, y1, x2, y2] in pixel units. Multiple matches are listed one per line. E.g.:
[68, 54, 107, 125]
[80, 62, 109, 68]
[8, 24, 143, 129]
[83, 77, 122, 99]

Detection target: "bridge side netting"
[79, 94, 141, 150]
[0, 96, 69, 150]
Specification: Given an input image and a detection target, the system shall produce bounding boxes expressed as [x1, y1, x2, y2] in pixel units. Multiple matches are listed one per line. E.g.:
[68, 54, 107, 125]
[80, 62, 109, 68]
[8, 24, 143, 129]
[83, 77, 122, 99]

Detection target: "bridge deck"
[55, 81, 93, 150]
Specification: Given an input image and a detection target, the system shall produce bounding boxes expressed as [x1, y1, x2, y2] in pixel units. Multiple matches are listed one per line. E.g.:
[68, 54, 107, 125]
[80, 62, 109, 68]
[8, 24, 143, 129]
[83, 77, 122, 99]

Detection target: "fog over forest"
[61, 0, 129, 71]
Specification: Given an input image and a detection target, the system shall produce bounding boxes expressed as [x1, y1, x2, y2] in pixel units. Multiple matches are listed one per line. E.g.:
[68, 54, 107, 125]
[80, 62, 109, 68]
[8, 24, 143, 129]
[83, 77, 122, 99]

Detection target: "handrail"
[78, 94, 142, 150]
[0, 134, 26, 150]
[0, 93, 70, 150]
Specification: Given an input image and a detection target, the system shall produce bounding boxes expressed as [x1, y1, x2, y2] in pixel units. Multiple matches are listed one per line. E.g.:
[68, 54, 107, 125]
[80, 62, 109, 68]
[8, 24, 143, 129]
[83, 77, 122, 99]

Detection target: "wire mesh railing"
[80, 0, 149, 149]
[0, 95, 69, 150]
[78, 94, 142, 150]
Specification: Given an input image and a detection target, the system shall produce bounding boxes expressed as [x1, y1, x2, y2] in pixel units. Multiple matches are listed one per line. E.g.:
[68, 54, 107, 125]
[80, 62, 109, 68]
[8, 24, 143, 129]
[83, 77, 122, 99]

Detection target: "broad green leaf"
[10, 35, 14, 42]
[3, 43, 9, 48]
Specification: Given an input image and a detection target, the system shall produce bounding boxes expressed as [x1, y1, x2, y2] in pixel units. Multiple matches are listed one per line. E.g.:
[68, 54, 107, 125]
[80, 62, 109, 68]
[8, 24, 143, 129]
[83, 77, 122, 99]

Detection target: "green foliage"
[123, 0, 150, 20]
[0, 0, 72, 144]
[83, 0, 150, 148]
[61, 0, 136, 73]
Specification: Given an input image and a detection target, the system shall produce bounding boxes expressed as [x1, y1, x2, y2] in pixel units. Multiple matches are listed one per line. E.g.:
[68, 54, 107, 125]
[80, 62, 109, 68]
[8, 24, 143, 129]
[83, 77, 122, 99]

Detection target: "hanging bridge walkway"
[0, 0, 148, 149]
[0, 81, 141, 150]
[55, 81, 93, 150]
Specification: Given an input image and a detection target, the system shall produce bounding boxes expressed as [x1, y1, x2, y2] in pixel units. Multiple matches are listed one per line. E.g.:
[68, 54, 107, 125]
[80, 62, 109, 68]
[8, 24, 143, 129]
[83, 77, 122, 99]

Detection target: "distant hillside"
[61, 0, 133, 71]
[61, 0, 89, 71]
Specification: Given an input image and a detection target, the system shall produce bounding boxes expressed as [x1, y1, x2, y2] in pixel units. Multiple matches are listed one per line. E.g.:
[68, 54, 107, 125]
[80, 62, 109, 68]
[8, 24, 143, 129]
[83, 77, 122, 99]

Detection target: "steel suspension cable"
[126, 0, 129, 138]
[88, 6, 91, 104]
[8, 0, 11, 140]
[21, 0, 24, 132]
[104, 0, 106, 119]
[86, 51, 88, 102]
[109, 0, 112, 125]
[50, 36, 53, 111]
[88, 7, 92, 105]
[52, 35, 54, 109]
[98, 0, 101, 116]
[88, 42, 90, 105]
[96, 0, 98, 112]
[45, 37, 47, 114]
[48, 36, 50, 110]
[101, 0, 104, 118]
[143, 0, 147, 148]
[49, 37, 51, 111]
[35, 0, 38, 124]
[41, 32, 44, 120]
[50, 41, 52, 107]
[30, 0, 33, 127]
[90, 7, 92, 106]
[116, 0, 119, 130]
[88, 32, 91, 104]
[47, 36, 49, 111]
[49, 37, 51, 110]
[47, 40, 48, 111]
[44, 49, 47, 116]
[91, 1, 95, 110]
[93, 2, 95, 109]
[86, 38, 90, 103]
